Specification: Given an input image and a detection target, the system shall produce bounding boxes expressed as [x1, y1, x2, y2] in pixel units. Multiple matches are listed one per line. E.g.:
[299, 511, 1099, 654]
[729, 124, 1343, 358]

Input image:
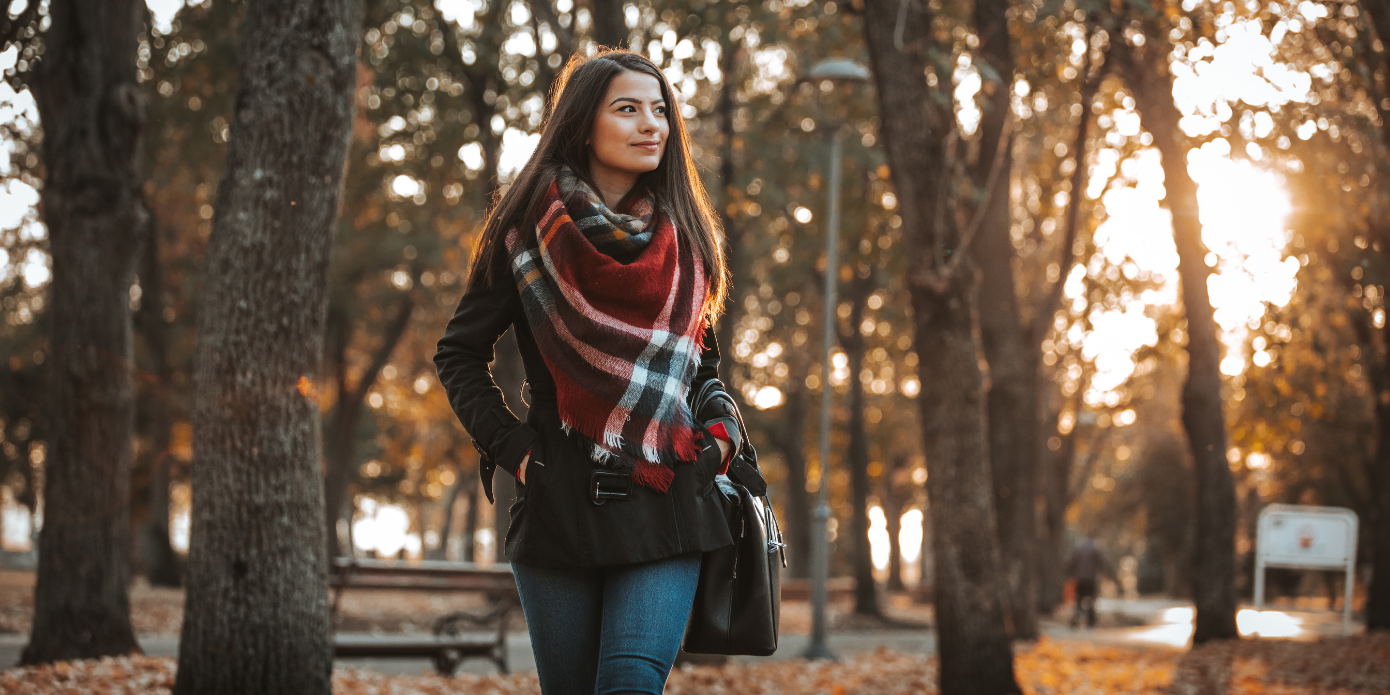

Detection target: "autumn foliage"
[3, 636, 1389, 695]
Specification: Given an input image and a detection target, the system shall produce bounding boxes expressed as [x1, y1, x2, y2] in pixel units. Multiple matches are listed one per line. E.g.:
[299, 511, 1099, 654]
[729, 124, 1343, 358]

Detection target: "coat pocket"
[693, 429, 723, 495]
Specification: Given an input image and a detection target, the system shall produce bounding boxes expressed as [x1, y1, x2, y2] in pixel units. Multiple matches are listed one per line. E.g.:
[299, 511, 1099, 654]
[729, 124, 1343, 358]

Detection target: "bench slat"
[333, 635, 497, 658]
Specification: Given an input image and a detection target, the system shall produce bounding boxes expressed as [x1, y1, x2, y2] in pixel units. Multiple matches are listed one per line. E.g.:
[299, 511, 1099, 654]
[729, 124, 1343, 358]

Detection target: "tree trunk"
[431, 463, 466, 561]
[1358, 0, 1390, 632]
[1369, 437, 1390, 630]
[777, 356, 812, 579]
[715, 31, 743, 387]
[1037, 431, 1074, 613]
[21, 0, 145, 665]
[863, 0, 1020, 690]
[910, 276, 1020, 692]
[173, 0, 362, 691]
[885, 454, 907, 592]
[968, 0, 1037, 640]
[844, 277, 880, 616]
[590, 0, 629, 48]
[135, 208, 181, 588]
[463, 475, 480, 562]
[491, 328, 527, 561]
[1365, 301, 1390, 629]
[323, 294, 414, 560]
[1116, 40, 1238, 644]
[1361, 0, 1390, 155]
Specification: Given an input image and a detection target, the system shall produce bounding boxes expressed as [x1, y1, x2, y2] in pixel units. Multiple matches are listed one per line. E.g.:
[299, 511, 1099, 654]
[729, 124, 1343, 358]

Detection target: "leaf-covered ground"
[3, 634, 1388, 695]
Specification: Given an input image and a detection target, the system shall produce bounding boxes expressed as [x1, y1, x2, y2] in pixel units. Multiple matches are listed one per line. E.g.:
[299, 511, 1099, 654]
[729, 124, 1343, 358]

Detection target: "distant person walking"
[1065, 535, 1113, 628]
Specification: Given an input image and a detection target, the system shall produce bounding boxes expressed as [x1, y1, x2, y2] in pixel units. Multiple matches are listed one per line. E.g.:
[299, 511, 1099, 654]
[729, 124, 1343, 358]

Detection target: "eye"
[618, 105, 637, 113]
[655, 105, 667, 114]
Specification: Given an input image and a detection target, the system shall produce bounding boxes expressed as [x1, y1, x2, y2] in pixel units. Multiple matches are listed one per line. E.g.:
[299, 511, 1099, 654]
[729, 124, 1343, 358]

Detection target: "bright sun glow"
[1076, 20, 1304, 404]
[352, 497, 418, 558]
[866, 506, 926, 583]
[898, 508, 924, 563]
[1126, 605, 1310, 648]
[868, 505, 891, 570]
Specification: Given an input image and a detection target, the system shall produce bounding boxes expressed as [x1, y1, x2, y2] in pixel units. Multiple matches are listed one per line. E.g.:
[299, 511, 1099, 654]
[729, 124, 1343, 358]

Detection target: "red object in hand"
[517, 450, 530, 482]
[706, 421, 733, 475]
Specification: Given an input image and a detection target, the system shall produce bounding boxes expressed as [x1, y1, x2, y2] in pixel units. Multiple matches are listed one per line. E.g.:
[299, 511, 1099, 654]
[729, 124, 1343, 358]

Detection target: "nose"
[639, 109, 660, 134]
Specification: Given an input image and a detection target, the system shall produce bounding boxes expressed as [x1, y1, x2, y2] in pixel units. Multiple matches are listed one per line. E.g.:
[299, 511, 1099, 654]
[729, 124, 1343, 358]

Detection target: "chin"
[619, 159, 661, 176]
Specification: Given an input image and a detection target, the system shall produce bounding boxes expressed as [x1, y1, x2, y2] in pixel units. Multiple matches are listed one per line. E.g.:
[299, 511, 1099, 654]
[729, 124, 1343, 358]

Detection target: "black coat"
[434, 275, 736, 569]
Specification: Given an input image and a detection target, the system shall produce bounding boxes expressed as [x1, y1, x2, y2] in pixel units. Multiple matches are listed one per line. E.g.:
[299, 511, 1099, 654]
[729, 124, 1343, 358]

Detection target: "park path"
[0, 594, 1363, 677]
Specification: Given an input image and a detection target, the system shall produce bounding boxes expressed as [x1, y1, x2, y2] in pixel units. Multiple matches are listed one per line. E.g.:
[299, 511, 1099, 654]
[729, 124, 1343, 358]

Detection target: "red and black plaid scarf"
[504, 168, 708, 492]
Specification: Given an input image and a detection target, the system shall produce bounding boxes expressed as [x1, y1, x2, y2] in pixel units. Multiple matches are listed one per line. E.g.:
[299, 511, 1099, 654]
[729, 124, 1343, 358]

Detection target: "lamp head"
[806, 58, 870, 83]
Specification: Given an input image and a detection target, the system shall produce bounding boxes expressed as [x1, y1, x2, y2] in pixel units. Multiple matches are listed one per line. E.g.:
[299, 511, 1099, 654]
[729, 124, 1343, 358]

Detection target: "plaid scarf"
[504, 167, 708, 492]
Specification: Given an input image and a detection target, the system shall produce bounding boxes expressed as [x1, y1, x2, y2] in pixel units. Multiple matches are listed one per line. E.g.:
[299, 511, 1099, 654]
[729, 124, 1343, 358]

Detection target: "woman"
[434, 49, 744, 695]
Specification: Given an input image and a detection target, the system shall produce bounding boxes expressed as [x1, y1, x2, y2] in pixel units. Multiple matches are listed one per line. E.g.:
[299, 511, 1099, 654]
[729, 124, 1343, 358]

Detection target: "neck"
[587, 161, 637, 209]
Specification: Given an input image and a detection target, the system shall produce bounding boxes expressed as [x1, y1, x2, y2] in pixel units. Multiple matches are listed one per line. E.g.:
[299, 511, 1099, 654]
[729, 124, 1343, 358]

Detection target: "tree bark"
[775, 355, 812, 579]
[590, 0, 629, 48]
[1368, 410, 1390, 629]
[463, 474, 480, 562]
[1037, 429, 1074, 613]
[21, 0, 145, 665]
[173, 0, 362, 691]
[885, 454, 908, 592]
[527, 0, 576, 95]
[863, 0, 1020, 690]
[844, 276, 881, 616]
[134, 207, 181, 588]
[1031, 57, 1102, 613]
[715, 29, 743, 386]
[1358, 0, 1390, 632]
[1116, 40, 1239, 644]
[323, 294, 414, 560]
[1361, 0, 1390, 155]
[968, 0, 1038, 640]
[1359, 280, 1390, 629]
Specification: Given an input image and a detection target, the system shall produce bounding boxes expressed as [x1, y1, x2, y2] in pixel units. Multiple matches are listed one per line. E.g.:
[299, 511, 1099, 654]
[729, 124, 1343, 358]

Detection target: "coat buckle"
[590, 469, 632, 505]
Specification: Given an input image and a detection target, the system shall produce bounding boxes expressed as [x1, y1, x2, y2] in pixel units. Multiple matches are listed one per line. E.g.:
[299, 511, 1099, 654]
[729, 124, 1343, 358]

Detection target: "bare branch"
[1032, 27, 1109, 342]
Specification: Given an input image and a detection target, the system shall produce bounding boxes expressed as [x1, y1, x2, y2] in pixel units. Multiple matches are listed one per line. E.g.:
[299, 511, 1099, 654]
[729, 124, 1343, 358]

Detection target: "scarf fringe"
[559, 416, 704, 493]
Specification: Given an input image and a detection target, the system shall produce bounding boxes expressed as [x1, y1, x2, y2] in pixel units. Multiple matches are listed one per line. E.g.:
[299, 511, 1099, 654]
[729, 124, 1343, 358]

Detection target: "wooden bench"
[329, 558, 518, 675]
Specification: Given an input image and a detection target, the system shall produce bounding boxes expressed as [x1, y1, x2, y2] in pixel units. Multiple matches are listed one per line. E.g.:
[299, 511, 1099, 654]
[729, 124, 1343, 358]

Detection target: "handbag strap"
[694, 381, 785, 566]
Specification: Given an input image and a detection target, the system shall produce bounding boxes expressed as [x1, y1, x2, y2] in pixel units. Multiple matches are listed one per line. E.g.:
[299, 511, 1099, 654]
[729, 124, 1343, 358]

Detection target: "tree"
[133, 206, 182, 587]
[968, 0, 1038, 639]
[862, 0, 1021, 691]
[1356, 0, 1390, 632]
[591, 0, 629, 48]
[843, 273, 881, 616]
[1114, 29, 1239, 644]
[769, 346, 813, 579]
[173, 0, 363, 691]
[20, 0, 145, 664]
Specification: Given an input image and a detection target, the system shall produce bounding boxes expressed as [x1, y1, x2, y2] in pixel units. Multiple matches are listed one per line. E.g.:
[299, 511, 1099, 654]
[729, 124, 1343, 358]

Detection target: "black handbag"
[682, 384, 786, 656]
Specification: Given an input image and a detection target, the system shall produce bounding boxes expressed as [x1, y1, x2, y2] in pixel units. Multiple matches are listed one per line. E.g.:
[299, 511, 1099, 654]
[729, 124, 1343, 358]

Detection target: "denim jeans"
[512, 552, 702, 695]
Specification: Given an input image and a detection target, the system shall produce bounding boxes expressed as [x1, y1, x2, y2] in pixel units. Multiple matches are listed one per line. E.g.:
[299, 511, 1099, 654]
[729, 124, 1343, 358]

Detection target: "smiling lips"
[633, 140, 660, 152]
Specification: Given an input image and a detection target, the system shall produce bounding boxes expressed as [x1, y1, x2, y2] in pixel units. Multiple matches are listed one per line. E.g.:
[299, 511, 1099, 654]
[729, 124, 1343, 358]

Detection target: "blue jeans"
[512, 552, 702, 695]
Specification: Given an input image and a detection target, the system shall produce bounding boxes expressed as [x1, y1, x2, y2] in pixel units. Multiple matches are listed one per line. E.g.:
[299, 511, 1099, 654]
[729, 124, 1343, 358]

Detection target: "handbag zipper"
[731, 500, 745, 579]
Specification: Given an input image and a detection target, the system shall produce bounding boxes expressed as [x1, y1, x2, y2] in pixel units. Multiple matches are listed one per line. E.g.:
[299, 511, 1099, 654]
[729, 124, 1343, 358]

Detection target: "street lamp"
[803, 57, 869, 661]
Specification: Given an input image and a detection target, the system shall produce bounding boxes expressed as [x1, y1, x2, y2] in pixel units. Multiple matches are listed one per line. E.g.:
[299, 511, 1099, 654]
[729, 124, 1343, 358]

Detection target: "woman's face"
[588, 70, 669, 180]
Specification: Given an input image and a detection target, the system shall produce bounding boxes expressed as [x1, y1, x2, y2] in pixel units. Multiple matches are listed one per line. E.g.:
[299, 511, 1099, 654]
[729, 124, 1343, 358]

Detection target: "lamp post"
[803, 57, 869, 661]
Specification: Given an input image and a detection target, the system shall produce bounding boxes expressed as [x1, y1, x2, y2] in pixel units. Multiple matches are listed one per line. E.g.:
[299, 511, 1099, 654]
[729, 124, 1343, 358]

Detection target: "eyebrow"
[609, 97, 666, 107]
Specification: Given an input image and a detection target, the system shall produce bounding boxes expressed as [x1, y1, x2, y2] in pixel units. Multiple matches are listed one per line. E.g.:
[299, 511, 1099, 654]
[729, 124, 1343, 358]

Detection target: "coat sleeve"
[690, 325, 741, 461]
[434, 278, 540, 504]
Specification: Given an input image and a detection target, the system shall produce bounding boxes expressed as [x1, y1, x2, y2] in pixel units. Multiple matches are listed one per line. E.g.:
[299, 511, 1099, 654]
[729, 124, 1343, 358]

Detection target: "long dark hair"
[464, 49, 728, 321]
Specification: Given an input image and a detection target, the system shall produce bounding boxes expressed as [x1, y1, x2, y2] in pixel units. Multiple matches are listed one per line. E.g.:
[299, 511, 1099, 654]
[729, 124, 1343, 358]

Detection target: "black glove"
[695, 384, 742, 461]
